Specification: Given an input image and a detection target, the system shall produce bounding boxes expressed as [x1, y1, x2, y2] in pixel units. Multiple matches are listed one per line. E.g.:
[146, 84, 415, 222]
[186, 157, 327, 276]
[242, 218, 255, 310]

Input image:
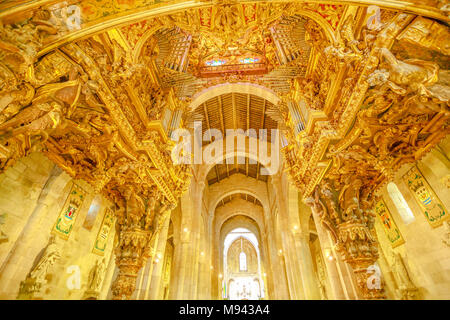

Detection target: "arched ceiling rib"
[216, 192, 263, 209]
[206, 156, 269, 185]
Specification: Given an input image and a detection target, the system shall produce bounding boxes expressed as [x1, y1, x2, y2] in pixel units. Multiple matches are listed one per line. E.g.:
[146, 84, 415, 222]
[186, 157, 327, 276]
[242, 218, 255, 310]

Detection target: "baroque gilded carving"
[305, 176, 383, 299]
[0, 15, 190, 300]
[0, 0, 449, 301]
[110, 186, 176, 300]
[284, 9, 449, 300]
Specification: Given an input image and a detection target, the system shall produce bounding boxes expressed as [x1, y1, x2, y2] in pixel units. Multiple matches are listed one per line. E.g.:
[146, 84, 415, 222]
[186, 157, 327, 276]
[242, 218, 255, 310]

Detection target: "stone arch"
[218, 210, 264, 242]
[212, 189, 265, 213]
[219, 215, 262, 258]
[197, 134, 278, 183]
[189, 83, 281, 112]
[216, 214, 269, 299]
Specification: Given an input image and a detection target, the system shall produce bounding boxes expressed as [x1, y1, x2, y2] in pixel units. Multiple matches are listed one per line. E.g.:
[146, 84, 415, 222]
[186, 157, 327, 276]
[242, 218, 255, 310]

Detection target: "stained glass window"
[387, 182, 415, 224]
[205, 59, 226, 66]
[240, 57, 259, 64]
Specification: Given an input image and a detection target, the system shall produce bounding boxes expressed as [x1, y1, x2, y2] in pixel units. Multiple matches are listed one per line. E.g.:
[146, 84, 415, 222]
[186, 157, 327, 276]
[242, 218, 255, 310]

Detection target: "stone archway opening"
[222, 228, 265, 300]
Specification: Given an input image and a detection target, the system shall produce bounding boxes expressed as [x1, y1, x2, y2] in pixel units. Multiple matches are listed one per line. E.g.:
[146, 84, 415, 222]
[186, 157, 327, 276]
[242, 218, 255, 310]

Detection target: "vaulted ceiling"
[199, 92, 277, 186]
[196, 92, 279, 145]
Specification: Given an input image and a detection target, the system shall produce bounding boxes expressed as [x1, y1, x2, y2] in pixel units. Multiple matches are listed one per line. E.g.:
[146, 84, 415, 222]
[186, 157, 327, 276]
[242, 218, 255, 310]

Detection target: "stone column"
[271, 174, 305, 299]
[185, 180, 205, 299]
[289, 184, 321, 299]
[170, 180, 204, 299]
[168, 231, 185, 299]
[137, 236, 159, 299]
[132, 265, 146, 300]
[375, 240, 398, 299]
[147, 211, 171, 300]
[196, 224, 212, 299]
[99, 248, 117, 300]
[295, 232, 321, 299]
[0, 165, 70, 297]
[263, 205, 290, 299]
[327, 231, 359, 299]
[306, 199, 347, 300]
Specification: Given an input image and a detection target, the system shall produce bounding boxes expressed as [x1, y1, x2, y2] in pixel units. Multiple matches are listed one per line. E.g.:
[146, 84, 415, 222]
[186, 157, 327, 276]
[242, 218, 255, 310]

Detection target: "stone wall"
[375, 138, 450, 299]
[0, 152, 117, 299]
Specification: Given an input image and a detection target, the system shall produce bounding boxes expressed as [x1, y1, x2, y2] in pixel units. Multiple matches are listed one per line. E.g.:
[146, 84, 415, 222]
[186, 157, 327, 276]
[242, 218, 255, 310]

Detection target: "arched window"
[82, 195, 102, 230]
[239, 252, 247, 271]
[387, 182, 415, 224]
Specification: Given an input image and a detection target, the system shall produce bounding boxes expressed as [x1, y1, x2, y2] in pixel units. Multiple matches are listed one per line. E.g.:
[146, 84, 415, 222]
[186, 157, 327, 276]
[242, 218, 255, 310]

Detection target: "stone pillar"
[137, 236, 159, 299]
[132, 265, 146, 300]
[295, 232, 321, 299]
[289, 184, 321, 299]
[196, 223, 211, 299]
[263, 206, 290, 299]
[375, 240, 398, 299]
[271, 175, 305, 299]
[170, 180, 204, 299]
[0, 165, 70, 297]
[327, 232, 360, 300]
[186, 180, 205, 299]
[99, 247, 117, 300]
[306, 200, 347, 300]
[169, 230, 185, 299]
[147, 211, 171, 300]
